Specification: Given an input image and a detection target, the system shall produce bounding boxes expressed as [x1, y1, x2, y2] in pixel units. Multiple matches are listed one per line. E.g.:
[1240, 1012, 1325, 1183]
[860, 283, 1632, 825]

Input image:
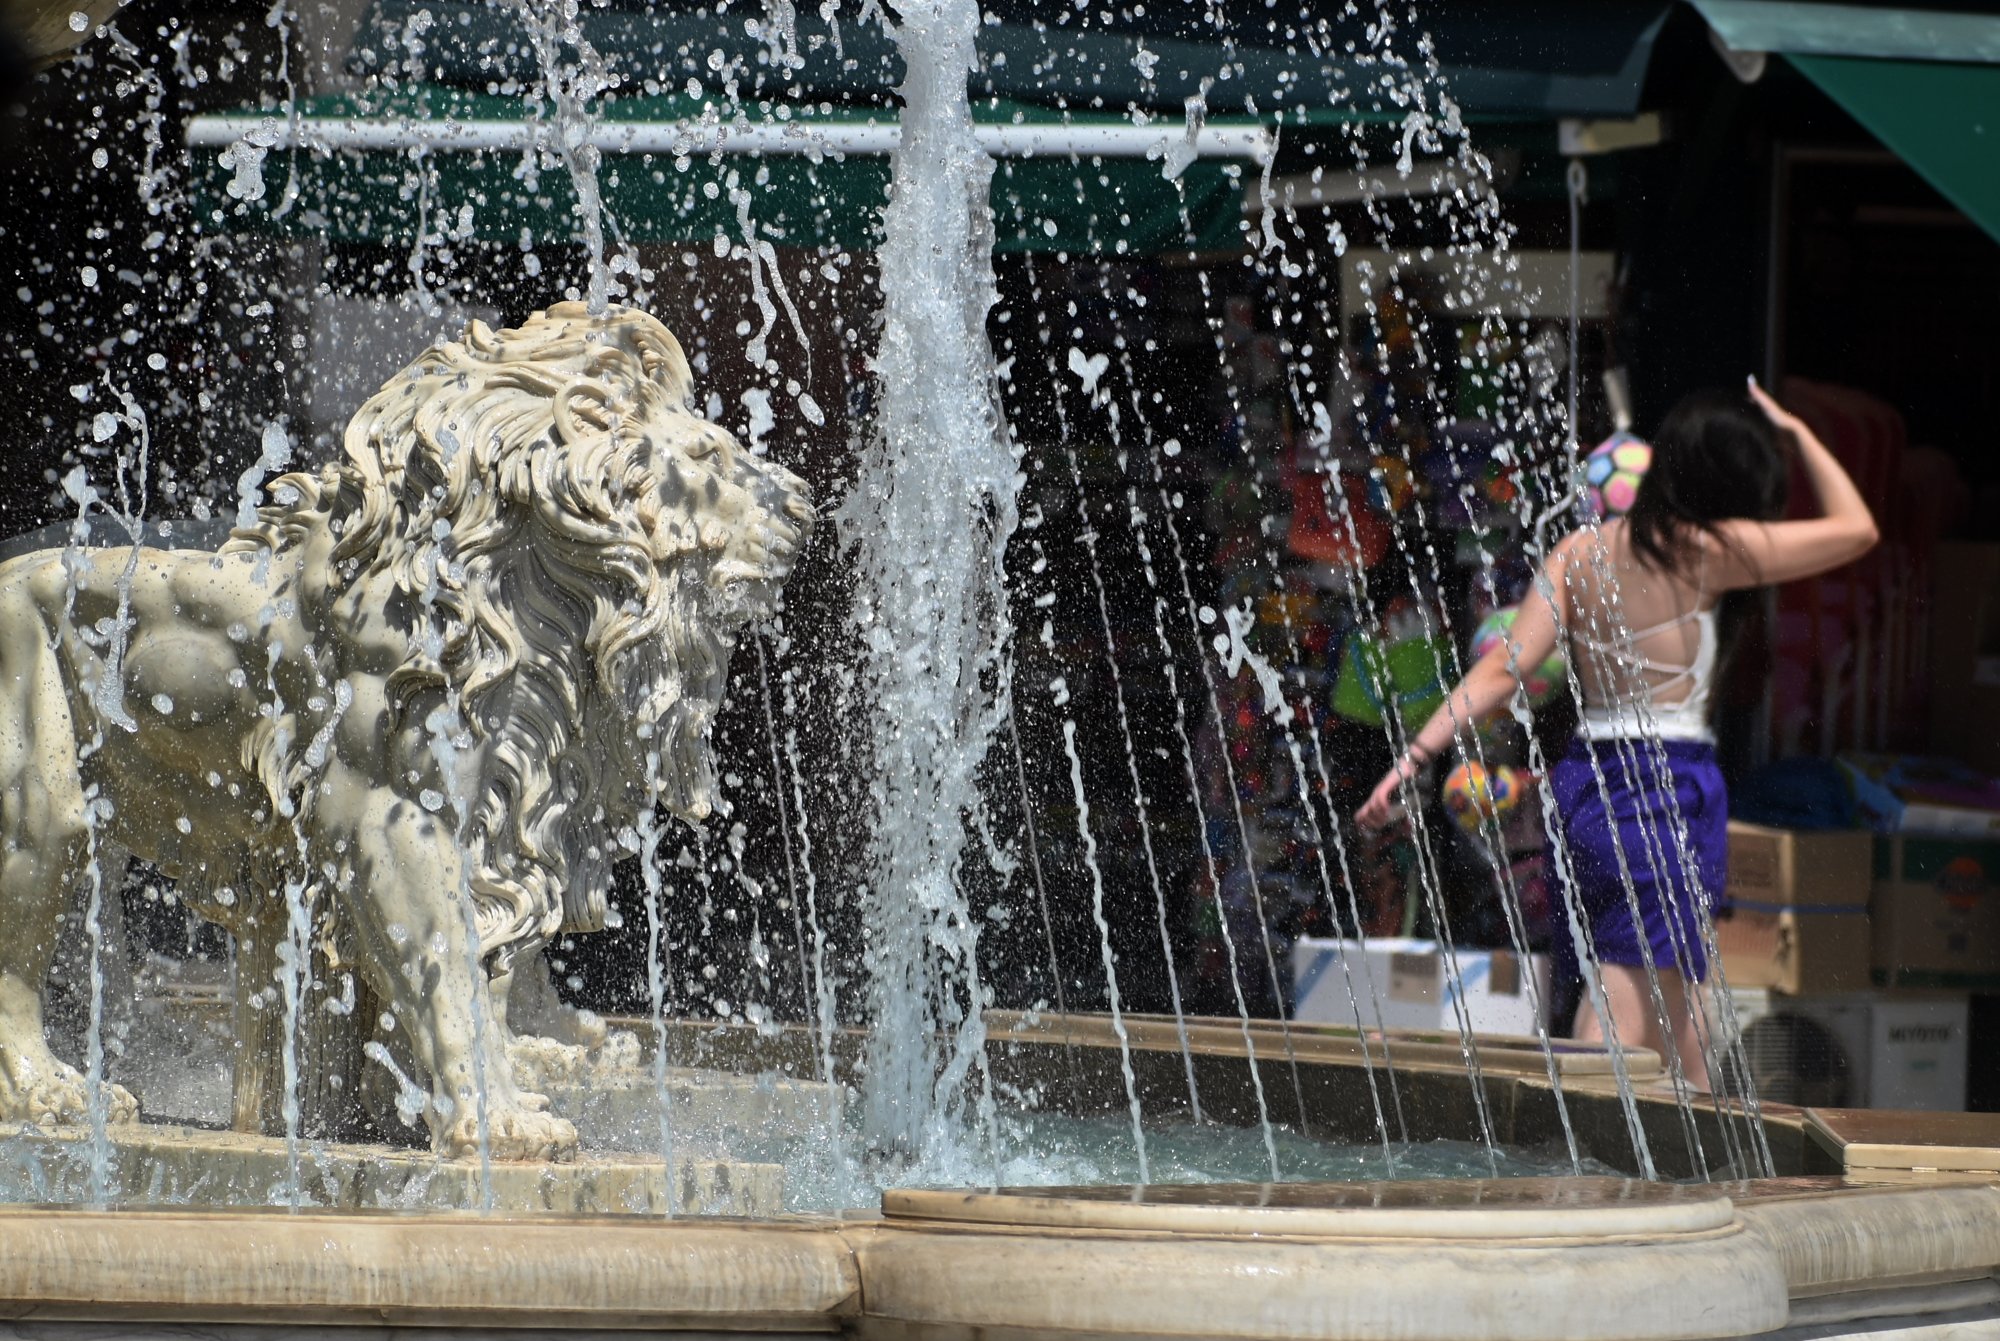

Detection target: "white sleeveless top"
[1572, 576, 1720, 744]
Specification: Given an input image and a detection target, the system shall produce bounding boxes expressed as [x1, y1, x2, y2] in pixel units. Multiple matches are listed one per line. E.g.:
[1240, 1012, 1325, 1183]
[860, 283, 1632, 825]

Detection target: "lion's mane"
[225, 302, 810, 966]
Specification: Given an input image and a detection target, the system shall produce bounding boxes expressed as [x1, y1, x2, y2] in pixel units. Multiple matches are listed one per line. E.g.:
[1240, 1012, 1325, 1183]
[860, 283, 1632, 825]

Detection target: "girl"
[1356, 380, 1878, 1088]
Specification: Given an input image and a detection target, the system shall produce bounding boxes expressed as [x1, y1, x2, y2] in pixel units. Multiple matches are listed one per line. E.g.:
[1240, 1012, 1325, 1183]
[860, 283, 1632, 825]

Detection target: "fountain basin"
[0, 1016, 1994, 1340]
[0, 1121, 781, 1216]
[0, 1174, 1993, 1340]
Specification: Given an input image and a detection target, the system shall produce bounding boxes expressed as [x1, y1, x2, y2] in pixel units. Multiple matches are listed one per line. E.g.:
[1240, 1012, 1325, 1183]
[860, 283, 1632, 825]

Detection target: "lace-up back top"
[1567, 530, 1720, 744]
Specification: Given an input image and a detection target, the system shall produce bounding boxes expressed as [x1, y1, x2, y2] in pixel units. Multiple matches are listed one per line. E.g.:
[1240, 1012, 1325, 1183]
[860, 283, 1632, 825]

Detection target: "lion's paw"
[506, 1035, 590, 1090]
[506, 1026, 642, 1089]
[100, 1081, 140, 1125]
[0, 1046, 122, 1128]
[441, 1104, 577, 1163]
[17, 1077, 88, 1128]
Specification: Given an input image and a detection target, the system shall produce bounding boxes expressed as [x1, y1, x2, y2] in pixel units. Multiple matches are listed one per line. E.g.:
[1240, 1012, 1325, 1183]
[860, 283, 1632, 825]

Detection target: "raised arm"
[1356, 539, 1572, 829]
[1707, 379, 1881, 590]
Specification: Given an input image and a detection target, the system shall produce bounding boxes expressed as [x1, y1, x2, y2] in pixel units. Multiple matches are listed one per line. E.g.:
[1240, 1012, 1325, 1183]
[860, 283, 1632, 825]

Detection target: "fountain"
[0, 0, 1995, 1336]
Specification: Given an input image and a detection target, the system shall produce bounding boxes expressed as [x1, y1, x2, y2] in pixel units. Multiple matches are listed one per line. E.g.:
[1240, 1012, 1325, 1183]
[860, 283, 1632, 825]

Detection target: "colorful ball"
[1367, 454, 1415, 513]
[1582, 432, 1652, 520]
[1469, 605, 1567, 706]
[1442, 761, 1522, 834]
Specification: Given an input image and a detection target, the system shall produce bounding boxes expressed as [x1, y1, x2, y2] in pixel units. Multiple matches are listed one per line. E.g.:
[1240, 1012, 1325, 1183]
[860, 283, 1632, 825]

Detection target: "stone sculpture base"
[0, 1122, 781, 1215]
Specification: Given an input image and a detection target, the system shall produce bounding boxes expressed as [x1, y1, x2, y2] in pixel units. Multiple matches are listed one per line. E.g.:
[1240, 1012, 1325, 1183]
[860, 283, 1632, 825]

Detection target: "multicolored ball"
[1582, 432, 1652, 520]
[1367, 454, 1415, 514]
[1470, 605, 1567, 706]
[1442, 761, 1522, 834]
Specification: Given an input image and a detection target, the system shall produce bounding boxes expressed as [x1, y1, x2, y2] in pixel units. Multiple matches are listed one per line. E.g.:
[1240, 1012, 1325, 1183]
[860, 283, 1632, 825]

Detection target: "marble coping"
[0, 1177, 1990, 1339]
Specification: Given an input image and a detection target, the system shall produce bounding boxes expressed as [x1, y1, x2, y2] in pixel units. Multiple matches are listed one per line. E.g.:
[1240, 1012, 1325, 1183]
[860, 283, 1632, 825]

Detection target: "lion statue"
[0, 302, 812, 1160]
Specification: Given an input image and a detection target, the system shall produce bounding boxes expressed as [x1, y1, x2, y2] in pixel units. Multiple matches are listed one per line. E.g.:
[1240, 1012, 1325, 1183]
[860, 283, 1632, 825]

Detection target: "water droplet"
[419, 788, 445, 812]
[175, 816, 191, 834]
[67, 10, 88, 31]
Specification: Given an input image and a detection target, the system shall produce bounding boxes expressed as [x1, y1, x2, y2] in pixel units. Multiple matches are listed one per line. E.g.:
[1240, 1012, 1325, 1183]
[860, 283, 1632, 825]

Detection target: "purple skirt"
[1549, 738, 1727, 985]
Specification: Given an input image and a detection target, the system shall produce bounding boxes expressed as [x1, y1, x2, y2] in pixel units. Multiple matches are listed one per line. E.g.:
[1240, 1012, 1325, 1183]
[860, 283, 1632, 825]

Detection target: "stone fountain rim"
[0, 1176, 1986, 1339]
[881, 1174, 1739, 1239]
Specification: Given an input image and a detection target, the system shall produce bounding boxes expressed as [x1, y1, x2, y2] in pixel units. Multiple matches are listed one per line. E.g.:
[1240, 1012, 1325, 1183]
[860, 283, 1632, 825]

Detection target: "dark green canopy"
[345, 0, 1675, 121]
[188, 92, 1263, 254]
[1790, 55, 2000, 247]
[192, 1, 1685, 255]
[1692, 0, 2000, 246]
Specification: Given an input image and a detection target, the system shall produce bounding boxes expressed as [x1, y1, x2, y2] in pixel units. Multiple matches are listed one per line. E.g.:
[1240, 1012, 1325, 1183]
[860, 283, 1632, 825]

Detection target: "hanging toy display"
[1442, 760, 1523, 834]
[1469, 604, 1568, 707]
[1582, 431, 1652, 520]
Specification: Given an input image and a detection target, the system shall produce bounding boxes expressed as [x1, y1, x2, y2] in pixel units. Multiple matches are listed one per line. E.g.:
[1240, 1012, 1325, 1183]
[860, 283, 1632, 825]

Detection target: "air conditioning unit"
[1713, 987, 1969, 1111]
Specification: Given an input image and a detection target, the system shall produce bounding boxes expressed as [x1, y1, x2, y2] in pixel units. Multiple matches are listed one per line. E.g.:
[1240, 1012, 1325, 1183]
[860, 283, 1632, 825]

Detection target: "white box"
[1719, 987, 1968, 1111]
[1291, 937, 1550, 1038]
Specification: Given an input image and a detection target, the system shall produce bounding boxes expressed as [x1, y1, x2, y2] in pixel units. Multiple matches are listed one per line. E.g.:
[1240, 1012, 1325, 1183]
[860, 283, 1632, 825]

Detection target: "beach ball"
[1470, 605, 1567, 706]
[1443, 761, 1522, 834]
[1330, 631, 1446, 729]
[1583, 431, 1652, 519]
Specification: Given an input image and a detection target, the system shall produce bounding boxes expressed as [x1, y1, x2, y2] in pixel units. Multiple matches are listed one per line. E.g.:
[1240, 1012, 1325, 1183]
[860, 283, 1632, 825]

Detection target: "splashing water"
[839, 0, 1016, 1165]
[0, 0, 1795, 1213]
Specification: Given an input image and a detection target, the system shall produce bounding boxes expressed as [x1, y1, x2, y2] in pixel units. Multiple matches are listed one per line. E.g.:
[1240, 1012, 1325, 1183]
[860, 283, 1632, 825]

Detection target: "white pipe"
[185, 112, 1272, 162]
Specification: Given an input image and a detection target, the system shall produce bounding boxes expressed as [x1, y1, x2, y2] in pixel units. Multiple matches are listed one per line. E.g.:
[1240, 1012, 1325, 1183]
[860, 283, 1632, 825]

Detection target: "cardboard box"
[1723, 988, 1969, 1111]
[1928, 542, 2000, 775]
[1714, 822, 1872, 995]
[1291, 937, 1549, 1037]
[1873, 834, 2000, 989]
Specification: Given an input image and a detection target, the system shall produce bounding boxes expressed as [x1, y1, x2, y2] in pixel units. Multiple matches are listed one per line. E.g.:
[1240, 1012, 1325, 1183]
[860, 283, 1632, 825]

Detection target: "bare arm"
[1356, 540, 1572, 829]
[1708, 379, 1881, 591]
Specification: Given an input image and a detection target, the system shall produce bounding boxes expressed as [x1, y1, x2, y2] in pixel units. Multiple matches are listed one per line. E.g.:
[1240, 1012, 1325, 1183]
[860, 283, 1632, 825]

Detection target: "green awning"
[1691, 0, 2000, 64]
[349, 0, 1674, 122]
[1691, 2, 2000, 245]
[187, 93, 1262, 255]
[1787, 55, 2000, 245]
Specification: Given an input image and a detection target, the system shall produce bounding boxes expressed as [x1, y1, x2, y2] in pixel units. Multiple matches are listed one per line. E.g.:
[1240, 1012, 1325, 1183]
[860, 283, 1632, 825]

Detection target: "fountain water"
[0, 0, 1795, 1203]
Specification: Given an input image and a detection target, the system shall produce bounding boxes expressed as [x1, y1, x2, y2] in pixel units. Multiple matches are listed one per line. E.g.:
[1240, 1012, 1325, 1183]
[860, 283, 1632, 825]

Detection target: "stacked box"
[1873, 834, 2000, 990]
[1714, 822, 1872, 995]
[1291, 937, 1550, 1037]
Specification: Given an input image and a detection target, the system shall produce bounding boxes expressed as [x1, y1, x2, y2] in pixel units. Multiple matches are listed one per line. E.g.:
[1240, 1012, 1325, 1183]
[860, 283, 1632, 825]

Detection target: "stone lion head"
[230, 301, 813, 959]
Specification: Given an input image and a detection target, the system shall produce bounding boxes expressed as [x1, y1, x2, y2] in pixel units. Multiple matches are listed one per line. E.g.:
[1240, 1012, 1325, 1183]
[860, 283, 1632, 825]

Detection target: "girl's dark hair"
[1625, 387, 1790, 573]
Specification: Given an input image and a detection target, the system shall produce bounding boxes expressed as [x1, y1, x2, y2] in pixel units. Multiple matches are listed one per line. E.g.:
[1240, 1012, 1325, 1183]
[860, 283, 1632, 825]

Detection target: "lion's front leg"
[339, 795, 577, 1162]
[0, 599, 138, 1130]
